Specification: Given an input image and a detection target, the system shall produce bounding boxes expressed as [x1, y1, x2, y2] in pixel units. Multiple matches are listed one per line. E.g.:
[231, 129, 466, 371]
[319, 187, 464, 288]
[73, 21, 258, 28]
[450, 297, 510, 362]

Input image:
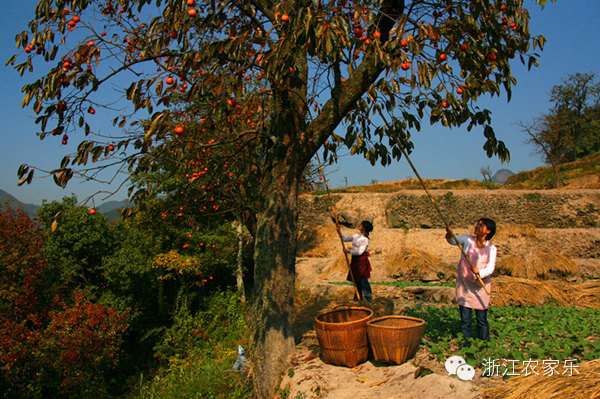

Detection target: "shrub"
[40, 290, 129, 397]
[37, 197, 117, 297]
[0, 203, 48, 317]
[0, 316, 45, 397]
[139, 290, 251, 399]
[0, 205, 48, 397]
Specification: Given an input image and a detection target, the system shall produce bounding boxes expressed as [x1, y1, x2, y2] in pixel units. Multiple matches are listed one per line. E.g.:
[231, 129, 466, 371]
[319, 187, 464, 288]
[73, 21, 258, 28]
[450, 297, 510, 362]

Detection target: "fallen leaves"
[304, 353, 317, 361]
[370, 378, 390, 387]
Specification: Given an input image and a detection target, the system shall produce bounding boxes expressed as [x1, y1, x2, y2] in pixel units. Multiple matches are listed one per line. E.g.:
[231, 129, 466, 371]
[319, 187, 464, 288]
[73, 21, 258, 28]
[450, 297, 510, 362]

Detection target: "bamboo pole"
[396, 142, 490, 295]
[314, 153, 362, 300]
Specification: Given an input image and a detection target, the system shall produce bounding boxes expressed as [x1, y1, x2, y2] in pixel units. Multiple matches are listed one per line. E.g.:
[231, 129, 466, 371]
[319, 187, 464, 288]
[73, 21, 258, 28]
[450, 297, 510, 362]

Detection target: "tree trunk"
[552, 162, 562, 188]
[249, 163, 299, 398]
[236, 215, 246, 302]
[244, 4, 406, 388]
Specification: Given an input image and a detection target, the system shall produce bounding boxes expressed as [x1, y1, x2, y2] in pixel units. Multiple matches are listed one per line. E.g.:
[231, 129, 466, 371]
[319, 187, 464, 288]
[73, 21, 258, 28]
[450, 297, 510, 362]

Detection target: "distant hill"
[0, 189, 132, 220]
[491, 169, 514, 184]
[98, 199, 132, 221]
[505, 152, 600, 189]
[0, 189, 41, 217]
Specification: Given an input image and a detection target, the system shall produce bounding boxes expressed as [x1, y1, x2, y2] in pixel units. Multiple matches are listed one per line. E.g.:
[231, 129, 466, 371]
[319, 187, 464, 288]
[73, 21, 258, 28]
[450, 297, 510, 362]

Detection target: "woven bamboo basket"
[367, 315, 425, 364]
[315, 306, 373, 367]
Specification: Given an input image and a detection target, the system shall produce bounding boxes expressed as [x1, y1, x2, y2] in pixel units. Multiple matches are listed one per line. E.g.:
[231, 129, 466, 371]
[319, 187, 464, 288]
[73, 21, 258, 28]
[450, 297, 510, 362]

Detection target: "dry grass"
[331, 178, 491, 193]
[505, 151, 600, 189]
[495, 223, 539, 240]
[384, 248, 449, 280]
[570, 281, 600, 309]
[492, 276, 571, 307]
[495, 249, 578, 280]
[492, 276, 600, 308]
[319, 254, 351, 277]
[297, 224, 339, 257]
[484, 359, 600, 399]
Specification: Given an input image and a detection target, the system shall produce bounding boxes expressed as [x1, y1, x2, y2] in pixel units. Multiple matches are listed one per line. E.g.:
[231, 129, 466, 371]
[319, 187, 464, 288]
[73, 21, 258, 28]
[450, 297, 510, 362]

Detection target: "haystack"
[492, 276, 571, 307]
[297, 224, 339, 257]
[484, 359, 600, 399]
[384, 248, 449, 281]
[568, 280, 600, 309]
[319, 254, 350, 277]
[495, 249, 578, 280]
[492, 276, 600, 308]
[494, 223, 539, 240]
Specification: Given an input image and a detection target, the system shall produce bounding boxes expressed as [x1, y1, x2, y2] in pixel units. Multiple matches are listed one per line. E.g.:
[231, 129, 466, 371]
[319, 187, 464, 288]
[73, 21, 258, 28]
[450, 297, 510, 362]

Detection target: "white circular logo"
[445, 355, 466, 375]
[456, 364, 476, 381]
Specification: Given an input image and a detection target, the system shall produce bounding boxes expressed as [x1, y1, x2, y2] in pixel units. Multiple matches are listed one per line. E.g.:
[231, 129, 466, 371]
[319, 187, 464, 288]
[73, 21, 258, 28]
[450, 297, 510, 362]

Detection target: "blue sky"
[1, 1, 599, 205]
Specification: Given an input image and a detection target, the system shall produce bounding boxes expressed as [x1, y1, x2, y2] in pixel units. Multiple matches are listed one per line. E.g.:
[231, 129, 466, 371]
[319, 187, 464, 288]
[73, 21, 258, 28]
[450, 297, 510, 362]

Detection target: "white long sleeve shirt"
[341, 233, 370, 256]
[447, 235, 496, 279]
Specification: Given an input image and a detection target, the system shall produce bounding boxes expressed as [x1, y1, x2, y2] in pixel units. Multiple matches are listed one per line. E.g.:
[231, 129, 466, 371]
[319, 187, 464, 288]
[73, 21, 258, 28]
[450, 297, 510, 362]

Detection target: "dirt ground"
[278, 189, 600, 399]
[282, 255, 503, 399]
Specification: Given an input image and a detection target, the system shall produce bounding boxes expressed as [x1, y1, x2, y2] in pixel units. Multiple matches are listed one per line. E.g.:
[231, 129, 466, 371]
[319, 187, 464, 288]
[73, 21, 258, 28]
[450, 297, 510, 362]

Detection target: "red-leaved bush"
[0, 202, 47, 318]
[0, 206, 129, 397]
[41, 290, 129, 396]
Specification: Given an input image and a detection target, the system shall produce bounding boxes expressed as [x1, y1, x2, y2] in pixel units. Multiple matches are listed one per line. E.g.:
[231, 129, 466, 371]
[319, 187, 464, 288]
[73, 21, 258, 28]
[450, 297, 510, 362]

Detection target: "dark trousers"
[353, 279, 372, 302]
[459, 305, 490, 345]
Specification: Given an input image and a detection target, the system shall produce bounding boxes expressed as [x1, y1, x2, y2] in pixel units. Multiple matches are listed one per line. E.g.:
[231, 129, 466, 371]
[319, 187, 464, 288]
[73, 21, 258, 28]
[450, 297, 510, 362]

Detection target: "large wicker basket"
[367, 315, 425, 364]
[315, 306, 373, 367]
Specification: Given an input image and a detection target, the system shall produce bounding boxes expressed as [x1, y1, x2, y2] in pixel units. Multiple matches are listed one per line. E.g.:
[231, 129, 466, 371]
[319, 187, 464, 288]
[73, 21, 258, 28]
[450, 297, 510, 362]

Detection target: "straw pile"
[568, 280, 600, 309]
[297, 224, 339, 257]
[384, 248, 448, 280]
[319, 254, 350, 277]
[495, 249, 578, 280]
[484, 359, 600, 399]
[492, 276, 600, 308]
[492, 276, 571, 307]
[494, 223, 539, 240]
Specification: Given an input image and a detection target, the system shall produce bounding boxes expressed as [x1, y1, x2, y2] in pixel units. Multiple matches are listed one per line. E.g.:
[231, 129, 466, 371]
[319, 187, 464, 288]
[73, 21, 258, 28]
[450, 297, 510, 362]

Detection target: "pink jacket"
[448, 235, 496, 310]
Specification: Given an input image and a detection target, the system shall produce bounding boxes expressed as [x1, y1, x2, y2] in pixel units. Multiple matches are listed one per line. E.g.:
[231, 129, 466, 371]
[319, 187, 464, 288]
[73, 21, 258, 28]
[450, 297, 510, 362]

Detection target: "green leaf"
[5, 54, 16, 66]
[17, 164, 28, 178]
[18, 173, 29, 186]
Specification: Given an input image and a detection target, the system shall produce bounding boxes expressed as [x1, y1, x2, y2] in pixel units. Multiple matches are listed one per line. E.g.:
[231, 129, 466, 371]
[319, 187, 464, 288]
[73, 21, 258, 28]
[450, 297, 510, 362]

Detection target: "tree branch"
[303, 0, 405, 162]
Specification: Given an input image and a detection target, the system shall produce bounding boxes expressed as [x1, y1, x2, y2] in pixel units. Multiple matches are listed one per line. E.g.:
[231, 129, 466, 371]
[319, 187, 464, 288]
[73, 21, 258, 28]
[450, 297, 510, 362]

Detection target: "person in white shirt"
[446, 218, 497, 347]
[337, 221, 374, 302]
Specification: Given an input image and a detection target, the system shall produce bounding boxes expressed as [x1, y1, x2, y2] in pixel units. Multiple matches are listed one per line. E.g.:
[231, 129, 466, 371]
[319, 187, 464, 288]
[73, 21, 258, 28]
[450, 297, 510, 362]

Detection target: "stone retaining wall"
[385, 191, 600, 229]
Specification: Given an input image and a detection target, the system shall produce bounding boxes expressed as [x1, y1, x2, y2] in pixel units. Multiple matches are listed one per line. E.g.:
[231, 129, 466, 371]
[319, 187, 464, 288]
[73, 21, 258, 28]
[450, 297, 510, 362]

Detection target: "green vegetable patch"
[403, 305, 600, 370]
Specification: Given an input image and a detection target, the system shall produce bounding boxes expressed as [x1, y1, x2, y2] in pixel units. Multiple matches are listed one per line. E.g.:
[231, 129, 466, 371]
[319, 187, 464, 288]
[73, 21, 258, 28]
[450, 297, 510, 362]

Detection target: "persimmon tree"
[12, 0, 551, 394]
[130, 92, 264, 298]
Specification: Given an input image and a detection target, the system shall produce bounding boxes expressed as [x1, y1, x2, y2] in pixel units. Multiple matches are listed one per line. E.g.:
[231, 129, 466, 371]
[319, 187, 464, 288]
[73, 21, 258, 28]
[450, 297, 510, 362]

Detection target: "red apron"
[347, 252, 371, 282]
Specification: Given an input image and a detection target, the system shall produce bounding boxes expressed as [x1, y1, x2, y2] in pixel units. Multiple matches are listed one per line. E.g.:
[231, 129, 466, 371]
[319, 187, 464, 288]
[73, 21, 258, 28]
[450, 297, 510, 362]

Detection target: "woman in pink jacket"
[446, 218, 497, 347]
